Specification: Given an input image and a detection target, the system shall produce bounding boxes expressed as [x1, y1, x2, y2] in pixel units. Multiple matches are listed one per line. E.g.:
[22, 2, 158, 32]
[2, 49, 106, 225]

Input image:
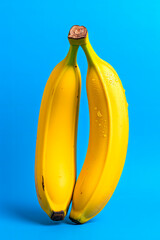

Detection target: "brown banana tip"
[68, 25, 88, 39]
[50, 211, 64, 221]
[69, 216, 81, 224]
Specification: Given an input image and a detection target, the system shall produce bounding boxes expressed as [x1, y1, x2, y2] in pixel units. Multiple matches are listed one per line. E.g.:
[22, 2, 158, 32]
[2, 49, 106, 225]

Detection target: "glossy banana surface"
[35, 45, 81, 221]
[69, 27, 129, 224]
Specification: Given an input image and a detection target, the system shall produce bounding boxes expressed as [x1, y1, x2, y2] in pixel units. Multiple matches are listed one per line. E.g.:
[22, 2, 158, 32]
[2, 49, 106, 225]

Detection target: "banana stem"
[81, 40, 99, 66]
[66, 45, 79, 66]
[67, 25, 99, 66]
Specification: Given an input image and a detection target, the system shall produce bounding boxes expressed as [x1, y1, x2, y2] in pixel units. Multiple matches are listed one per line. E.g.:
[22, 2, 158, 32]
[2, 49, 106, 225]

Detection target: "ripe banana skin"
[69, 26, 129, 224]
[35, 44, 81, 221]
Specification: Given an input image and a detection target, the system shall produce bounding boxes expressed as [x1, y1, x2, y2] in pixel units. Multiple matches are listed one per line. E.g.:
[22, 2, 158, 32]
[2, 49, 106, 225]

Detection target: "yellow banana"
[35, 43, 81, 221]
[68, 26, 129, 224]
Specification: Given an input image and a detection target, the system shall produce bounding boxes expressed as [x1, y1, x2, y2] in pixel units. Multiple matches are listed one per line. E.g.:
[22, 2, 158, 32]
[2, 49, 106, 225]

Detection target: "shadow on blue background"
[0, 0, 160, 239]
[1, 200, 95, 226]
[1, 200, 52, 225]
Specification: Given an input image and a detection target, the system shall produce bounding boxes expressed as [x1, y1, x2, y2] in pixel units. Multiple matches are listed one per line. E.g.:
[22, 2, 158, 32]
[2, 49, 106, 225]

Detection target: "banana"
[35, 43, 81, 221]
[68, 26, 129, 224]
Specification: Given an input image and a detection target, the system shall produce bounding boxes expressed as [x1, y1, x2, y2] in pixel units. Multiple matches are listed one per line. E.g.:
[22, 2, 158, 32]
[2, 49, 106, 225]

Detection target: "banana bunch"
[35, 25, 129, 224]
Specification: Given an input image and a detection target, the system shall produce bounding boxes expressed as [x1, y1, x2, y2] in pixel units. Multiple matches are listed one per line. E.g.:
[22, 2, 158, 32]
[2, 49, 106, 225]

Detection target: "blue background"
[0, 0, 160, 239]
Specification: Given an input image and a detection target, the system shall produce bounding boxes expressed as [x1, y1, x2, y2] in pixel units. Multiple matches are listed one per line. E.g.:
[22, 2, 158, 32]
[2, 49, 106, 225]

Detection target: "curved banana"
[69, 26, 129, 224]
[35, 43, 81, 221]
